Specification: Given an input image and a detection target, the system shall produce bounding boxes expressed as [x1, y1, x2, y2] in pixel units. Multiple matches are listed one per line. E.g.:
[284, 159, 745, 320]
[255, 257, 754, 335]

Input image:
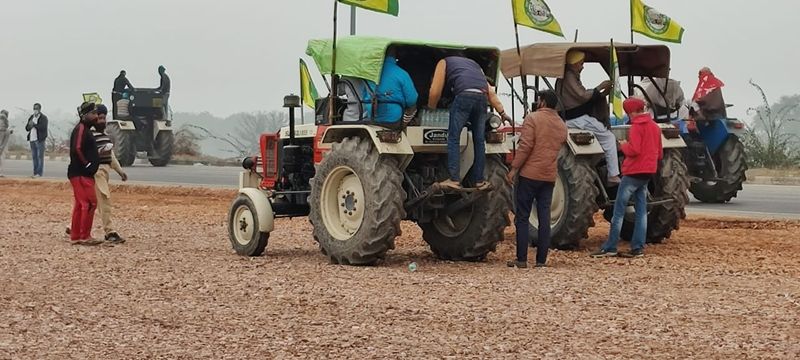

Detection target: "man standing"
[555, 51, 620, 184]
[68, 102, 102, 246]
[428, 56, 510, 190]
[0, 110, 11, 177]
[112, 70, 135, 118]
[25, 103, 48, 177]
[591, 98, 662, 258]
[93, 104, 128, 243]
[158, 65, 171, 119]
[506, 90, 567, 268]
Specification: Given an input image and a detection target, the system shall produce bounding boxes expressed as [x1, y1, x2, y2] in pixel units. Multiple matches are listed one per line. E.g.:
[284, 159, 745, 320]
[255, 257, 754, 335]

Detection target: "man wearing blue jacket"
[344, 48, 418, 124]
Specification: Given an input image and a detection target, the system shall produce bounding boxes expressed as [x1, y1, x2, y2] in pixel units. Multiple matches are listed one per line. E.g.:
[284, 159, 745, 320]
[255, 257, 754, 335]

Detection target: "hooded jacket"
[621, 113, 663, 176]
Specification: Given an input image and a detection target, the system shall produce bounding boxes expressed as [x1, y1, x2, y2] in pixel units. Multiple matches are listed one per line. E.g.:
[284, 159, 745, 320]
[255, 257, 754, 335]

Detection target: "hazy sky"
[1, 0, 798, 122]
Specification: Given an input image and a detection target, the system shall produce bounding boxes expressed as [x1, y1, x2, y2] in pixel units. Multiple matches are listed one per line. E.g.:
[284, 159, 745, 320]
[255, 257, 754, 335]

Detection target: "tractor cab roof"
[500, 42, 671, 79]
[306, 36, 502, 85]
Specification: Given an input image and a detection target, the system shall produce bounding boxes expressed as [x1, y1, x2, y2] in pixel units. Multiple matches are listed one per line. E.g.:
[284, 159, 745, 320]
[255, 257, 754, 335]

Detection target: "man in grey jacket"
[25, 103, 48, 177]
[0, 110, 11, 177]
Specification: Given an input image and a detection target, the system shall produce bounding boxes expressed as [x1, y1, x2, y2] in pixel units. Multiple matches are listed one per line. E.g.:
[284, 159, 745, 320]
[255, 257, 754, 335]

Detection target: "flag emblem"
[524, 0, 555, 27]
[643, 6, 671, 35]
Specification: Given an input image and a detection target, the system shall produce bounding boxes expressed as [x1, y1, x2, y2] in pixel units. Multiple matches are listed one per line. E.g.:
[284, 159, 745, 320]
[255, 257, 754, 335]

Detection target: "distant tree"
[743, 80, 799, 168]
[174, 125, 204, 156]
[231, 110, 289, 154]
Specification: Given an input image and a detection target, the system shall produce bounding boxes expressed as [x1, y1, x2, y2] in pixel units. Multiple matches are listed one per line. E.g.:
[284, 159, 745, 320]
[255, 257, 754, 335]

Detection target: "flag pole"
[628, 1, 635, 96]
[514, 23, 529, 115]
[350, 6, 356, 35]
[329, 0, 340, 123]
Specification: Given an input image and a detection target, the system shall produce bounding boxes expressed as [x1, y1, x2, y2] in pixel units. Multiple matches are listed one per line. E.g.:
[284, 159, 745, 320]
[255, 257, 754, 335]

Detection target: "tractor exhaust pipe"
[283, 94, 301, 145]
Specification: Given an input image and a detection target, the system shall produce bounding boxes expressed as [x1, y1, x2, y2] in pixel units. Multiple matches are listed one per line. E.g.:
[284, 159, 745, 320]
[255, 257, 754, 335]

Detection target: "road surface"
[2, 159, 799, 219]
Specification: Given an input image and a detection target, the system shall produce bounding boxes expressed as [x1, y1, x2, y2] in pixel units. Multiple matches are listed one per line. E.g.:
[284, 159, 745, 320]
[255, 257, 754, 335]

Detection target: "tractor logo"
[643, 5, 670, 34]
[423, 129, 449, 145]
[524, 0, 555, 26]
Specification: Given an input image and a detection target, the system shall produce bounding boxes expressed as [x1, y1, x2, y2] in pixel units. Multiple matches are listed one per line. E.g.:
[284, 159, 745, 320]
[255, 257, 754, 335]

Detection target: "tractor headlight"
[488, 114, 503, 130]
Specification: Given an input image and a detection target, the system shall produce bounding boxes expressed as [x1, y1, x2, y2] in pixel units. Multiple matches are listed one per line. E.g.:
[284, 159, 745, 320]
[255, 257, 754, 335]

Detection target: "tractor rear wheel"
[308, 137, 405, 265]
[420, 155, 511, 261]
[619, 148, 689, 243]
[529, 147, 599, 250]
[107, 122, 136, 167]
[690, 136, 747, 203]
[149, 131, 174, 167]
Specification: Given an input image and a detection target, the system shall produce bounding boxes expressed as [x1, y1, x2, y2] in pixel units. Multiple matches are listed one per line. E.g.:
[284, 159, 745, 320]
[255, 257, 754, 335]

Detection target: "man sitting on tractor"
[427, 56, 510, 190]
[555, 50, 620, 184]
[342, 48, 419, 124]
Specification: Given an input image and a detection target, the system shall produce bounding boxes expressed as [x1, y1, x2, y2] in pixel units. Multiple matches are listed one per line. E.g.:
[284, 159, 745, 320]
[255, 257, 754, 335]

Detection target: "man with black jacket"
[25, 103, 48, 177]
[68, 102, 102, 245]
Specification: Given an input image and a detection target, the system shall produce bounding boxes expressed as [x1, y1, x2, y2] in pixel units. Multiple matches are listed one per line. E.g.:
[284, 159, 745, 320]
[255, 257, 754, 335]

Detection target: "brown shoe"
[438, 179, 462, 190]
[475, 181, 492, 191]
[71, 238, 103, 246]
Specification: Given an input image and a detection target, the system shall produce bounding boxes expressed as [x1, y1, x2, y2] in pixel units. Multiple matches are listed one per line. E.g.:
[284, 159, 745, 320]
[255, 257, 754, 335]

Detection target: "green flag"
[300, 59, 319, 109]
[82, 92, 103, 105]
[339, 0, 399, 16]
[512, 0, 564, 37]
[610, 44, 624, 119]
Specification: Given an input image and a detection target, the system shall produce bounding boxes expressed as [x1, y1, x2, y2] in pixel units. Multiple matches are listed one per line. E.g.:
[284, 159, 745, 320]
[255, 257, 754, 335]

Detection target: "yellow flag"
[631, 0, 685, 43]
[82, 92, 103, 105]
[339, 0, 399, 16]
[300, 59, 319, 110]
[610, 44, 624, 120]
[511, 0, 564, 37]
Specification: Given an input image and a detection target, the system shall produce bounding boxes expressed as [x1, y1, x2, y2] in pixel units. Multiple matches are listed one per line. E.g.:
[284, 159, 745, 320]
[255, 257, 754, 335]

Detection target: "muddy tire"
[620, 149, 689, 243]
[149, 131, 174, 167]
[420, 156, 511, 261]
[528, 147, 599, 250]
[308, 137, 405, 266]
[690, 136, 747, 203]
[107, 122, 136, 167]
[228, 195, 269, 256]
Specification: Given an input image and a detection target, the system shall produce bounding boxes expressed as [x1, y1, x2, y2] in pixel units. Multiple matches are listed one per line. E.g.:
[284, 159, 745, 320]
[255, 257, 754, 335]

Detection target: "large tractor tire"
[528, 147, 599, 250]
[308, 137, 405, 266]
[228, 195, 269, 256]
[149, 130, 175, 167]
[620, 148, 689, 243]
[106, 122, 136, 167]
[420, 156, 511, 261]
[690, 136, 747, 203]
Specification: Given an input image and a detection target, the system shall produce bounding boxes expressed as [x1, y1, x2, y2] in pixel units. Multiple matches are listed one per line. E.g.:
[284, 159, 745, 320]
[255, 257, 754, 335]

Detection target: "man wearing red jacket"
[68, 102, 102, 245]
[591, 97, 662, 258]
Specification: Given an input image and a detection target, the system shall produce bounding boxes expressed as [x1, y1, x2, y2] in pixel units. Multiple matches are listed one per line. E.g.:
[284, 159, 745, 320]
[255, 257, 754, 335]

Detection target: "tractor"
[499, 42, 690, 249]
[227, 37, 512, 265]
[108, 86, 174, 167]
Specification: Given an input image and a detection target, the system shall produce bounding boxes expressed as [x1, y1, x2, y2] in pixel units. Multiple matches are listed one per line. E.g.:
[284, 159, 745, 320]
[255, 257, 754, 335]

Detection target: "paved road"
[2, 159, 799, 219]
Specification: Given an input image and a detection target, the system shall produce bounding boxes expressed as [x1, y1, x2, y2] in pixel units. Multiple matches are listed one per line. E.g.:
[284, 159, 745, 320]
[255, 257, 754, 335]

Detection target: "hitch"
[403, 182, 491, 211]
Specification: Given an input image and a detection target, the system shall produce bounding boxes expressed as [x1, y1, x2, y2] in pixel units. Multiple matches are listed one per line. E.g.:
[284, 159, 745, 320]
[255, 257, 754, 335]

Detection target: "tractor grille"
[260, 132, 281, 188]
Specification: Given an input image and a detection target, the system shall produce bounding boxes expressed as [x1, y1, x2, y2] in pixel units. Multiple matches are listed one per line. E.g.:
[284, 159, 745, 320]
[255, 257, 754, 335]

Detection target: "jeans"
[602, 176, 649, 253]
[566, 115, 619, 178]
[514, 176, 555, 264]
[30, 140, 45, 176]
[447, 93, 487, 183]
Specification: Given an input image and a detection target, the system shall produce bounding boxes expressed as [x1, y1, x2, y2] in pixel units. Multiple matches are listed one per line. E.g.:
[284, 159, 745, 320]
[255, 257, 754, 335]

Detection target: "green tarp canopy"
[306, 36, 498, 84]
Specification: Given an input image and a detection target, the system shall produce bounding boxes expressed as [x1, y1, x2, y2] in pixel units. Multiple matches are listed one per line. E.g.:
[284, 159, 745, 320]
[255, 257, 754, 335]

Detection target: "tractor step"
[609, 198, 673, 209]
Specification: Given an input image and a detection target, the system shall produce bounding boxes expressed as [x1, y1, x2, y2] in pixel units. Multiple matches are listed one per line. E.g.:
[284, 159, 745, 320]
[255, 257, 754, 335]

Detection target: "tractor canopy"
[500, 42, 671, 79]
[306, 36, 502, 85]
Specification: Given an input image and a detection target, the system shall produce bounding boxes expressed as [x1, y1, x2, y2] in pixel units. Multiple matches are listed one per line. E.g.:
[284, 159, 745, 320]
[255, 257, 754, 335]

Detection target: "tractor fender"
[154, 120, 173, 132]
[320, 125, 413, 168]
[111, 120, 136, 131]
[658, 124, 687, 149]
[566, 129, 605, 155]
[237, 187, 275, 233]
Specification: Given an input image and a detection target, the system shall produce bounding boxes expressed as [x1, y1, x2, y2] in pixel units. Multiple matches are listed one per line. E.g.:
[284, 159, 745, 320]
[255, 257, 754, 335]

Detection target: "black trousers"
[514, 176, 555, 264]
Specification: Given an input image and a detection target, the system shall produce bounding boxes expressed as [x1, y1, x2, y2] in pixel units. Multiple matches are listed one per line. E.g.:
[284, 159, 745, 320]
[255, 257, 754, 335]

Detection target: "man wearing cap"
[93, 104, 128, 243]
[68, 102, 102, 245]
[428, 56, 511, 190]
[555, 50, 620, 184]
[591, 97, 662, 258]
[112, 70, 135, 118]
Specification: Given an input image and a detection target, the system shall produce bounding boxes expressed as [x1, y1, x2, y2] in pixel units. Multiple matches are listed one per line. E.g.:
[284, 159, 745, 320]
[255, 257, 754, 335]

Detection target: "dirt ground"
[1, 179, 798, 359]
